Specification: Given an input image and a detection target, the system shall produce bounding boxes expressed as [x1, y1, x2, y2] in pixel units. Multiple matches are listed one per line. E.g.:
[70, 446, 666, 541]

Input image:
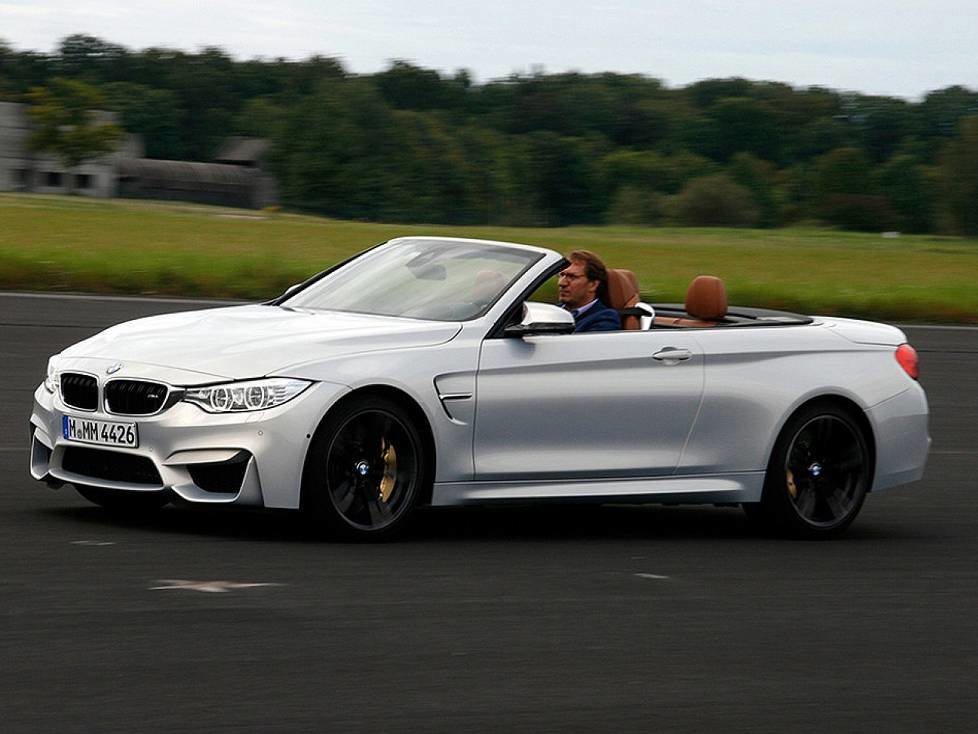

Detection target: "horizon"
[1, 34, 975, 104]
[1, 1, 976, 101]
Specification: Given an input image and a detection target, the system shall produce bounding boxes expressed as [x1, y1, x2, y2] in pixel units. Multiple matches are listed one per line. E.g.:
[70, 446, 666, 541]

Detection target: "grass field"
[1, 193, 977, 322]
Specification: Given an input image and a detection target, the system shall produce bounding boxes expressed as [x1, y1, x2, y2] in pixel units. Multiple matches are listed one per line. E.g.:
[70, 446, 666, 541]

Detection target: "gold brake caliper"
[786, 469, 797, 499]
[379, 440, 397, 502]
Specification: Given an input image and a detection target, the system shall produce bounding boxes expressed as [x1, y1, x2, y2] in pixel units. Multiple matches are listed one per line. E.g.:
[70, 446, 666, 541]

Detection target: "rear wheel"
[747, 403, 870, 539]
[75, 485, 170, 514]
[302, 396, 428, 540]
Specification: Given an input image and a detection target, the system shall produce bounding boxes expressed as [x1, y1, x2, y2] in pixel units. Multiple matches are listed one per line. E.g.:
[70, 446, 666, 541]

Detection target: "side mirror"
[504, 302, 575, 337]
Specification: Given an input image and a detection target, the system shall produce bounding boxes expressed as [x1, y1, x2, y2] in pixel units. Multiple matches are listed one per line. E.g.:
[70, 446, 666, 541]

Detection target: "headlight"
[44, 355, 61, 393]
[183, 378, 312, 413]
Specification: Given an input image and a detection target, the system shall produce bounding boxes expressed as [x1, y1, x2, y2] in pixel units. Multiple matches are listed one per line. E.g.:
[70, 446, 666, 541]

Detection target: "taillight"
[895, 343, 919, 380]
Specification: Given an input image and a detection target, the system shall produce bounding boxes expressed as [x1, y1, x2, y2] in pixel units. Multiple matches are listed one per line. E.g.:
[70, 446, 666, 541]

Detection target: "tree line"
[2, 34, 977, 234]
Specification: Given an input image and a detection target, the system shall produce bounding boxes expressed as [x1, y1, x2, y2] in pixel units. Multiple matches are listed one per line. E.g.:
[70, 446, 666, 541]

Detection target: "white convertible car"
[30, 237, 930, 538]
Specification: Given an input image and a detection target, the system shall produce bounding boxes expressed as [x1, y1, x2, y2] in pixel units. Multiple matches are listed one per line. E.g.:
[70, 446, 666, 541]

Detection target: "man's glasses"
[558, 272, 587, 281]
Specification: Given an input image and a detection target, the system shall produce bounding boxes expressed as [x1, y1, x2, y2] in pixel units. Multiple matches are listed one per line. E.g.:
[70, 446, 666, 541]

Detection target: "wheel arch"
[302, 384, 438, 507]
[770, 394, 876, 488]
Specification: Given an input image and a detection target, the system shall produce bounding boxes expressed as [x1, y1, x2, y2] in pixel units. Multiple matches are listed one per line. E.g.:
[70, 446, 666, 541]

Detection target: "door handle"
[652, 348, 693, 362]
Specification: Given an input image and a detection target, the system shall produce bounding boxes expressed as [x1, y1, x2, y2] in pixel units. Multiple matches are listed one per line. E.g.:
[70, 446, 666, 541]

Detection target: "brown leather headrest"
[685, 275, 727, 320]
[606, 268, 639, 310]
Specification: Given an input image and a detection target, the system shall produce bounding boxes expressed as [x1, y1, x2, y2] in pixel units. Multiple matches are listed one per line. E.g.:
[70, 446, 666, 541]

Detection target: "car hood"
[61, 304, 462, 381]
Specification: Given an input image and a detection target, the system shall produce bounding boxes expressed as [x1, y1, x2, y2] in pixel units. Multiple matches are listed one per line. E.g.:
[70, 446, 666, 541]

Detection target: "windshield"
[282, 239, 543, 321]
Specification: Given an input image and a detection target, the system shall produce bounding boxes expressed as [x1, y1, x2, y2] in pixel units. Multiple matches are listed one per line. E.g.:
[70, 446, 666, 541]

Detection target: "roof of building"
[213, 136, 270, 165]
[117, 158, 258, 189]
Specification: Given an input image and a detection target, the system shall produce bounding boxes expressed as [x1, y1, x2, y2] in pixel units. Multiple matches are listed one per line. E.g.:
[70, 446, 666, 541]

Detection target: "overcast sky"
[1, 0, 976, 99]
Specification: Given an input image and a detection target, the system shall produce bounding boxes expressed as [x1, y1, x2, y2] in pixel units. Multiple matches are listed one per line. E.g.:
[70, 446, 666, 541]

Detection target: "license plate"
[62, 415, 138, 448]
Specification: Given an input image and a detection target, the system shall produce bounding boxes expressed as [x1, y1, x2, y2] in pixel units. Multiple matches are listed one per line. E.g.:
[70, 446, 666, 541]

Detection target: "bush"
[606, 186, 663, 225]
[819, 194, 896, 231]
[674, 174, 759, 226]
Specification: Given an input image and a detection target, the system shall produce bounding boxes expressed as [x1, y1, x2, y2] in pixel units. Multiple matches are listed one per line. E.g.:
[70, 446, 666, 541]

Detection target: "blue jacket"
[570, 299, 620, 332]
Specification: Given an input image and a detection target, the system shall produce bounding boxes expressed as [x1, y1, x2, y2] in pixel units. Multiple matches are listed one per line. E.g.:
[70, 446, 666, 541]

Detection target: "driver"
[558, 250, 620, 332]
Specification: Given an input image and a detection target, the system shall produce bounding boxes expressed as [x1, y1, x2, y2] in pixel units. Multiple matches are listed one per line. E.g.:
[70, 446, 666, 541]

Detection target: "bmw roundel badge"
[106, 363, 123, 375]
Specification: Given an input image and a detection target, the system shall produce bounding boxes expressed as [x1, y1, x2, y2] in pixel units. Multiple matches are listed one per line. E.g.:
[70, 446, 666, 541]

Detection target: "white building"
[0, 101, 142, 198]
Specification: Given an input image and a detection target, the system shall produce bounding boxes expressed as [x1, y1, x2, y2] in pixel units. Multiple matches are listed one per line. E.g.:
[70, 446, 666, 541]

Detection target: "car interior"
[604, 269, 811, 330]
[606, 269, 730, 329]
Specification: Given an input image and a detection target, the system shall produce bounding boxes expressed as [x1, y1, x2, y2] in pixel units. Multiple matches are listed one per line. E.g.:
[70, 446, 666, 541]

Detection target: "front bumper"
[30, 380, 349, 509]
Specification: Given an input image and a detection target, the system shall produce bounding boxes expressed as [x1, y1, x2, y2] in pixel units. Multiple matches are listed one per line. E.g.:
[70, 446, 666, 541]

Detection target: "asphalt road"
[1, 292, 976, 733]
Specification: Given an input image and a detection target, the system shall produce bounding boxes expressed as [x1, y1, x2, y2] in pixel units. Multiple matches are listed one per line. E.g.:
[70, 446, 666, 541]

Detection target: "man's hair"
[568, 249, 610, 303]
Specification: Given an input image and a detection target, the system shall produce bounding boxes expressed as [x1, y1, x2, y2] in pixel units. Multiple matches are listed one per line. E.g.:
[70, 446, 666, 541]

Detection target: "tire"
[746, 403, 871, 539]
[75, 485, 171, 514]
[302, 396, 429, 540]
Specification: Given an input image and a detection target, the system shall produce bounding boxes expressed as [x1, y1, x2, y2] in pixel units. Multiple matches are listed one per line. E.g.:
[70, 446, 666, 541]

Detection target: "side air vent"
[188, 454, 251, 494]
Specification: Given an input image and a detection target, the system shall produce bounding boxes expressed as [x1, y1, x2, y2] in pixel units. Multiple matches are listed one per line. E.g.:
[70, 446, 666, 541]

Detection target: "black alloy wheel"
[748, 403, 870, 538]
[303, 396, 427, 539]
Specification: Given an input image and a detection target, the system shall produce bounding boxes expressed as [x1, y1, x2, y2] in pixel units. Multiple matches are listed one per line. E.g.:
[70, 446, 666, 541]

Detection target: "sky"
[1, 0, 976, 99]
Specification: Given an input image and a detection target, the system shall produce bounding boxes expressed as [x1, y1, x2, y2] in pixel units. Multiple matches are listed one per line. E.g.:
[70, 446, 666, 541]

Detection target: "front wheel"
[747, 404, 871, 539]
[302, 396, 428, 540]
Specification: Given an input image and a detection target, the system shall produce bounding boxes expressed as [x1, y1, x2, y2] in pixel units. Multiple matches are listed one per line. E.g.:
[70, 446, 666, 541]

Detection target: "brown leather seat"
[686, 275, 727, 321]
[605, 269, 641, 330]
[656, 275, 727, 327]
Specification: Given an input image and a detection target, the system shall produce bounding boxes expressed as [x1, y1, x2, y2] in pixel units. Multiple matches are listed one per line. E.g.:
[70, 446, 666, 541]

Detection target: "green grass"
[2, 193, 977, 322]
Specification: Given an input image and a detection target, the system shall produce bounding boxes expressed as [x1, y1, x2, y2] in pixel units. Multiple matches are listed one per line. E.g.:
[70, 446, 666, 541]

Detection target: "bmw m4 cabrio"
[30, 237, 929, 538]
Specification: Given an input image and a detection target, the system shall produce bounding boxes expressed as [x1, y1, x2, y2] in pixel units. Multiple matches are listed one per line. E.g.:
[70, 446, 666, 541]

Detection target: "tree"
[0, 40, 53, 96]
[674, 174, 759, 227]
[685, 77, 754, 109]
[791, 117, 852, 160]
[28, 77, 122, 190]
[875, 155, 936, 233]
[517, 131, 604, 226]
[814, 147, 873, 197]
[616, 97, 674, 148]
[708, 97, 781, 161]
[101, 81, 182, 159]
[166, 47, 239, 160]
[850, 96, 918, 162]
[603, 150, 669, 192]
[272, 78, 398, 218]
[606, 186, 663, 225]
[938, 116, 978, 235]
[231, 96, 287, 139]
[381, 110, 479, 223]
[5, 36, 972, 232]
[55, 34, 129, 81]
[727, 153, 782, 227]
[373, 60, 462, 110]
[917, 86, 978, 157]
[812, 147, 895, 230]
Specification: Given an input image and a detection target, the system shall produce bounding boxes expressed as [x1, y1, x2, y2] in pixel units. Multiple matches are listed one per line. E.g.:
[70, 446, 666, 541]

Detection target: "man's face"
[558, 259, 598, 309]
